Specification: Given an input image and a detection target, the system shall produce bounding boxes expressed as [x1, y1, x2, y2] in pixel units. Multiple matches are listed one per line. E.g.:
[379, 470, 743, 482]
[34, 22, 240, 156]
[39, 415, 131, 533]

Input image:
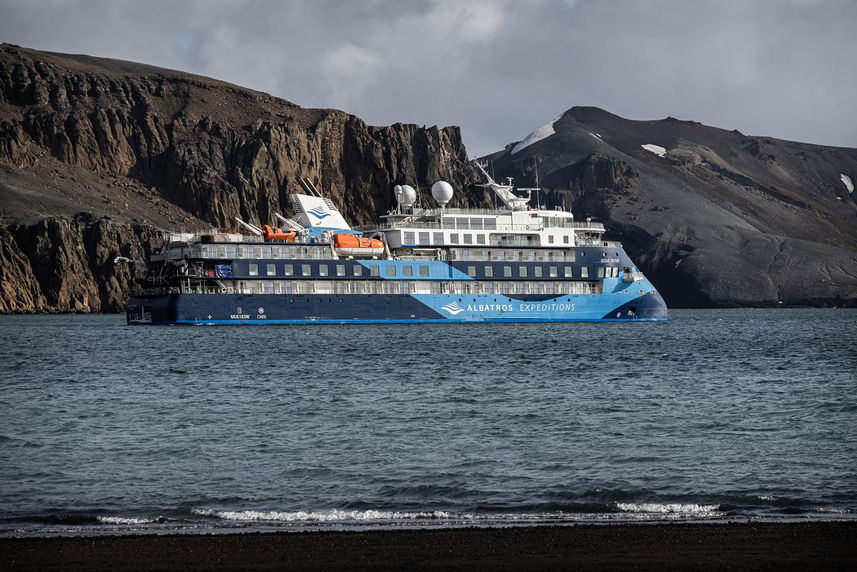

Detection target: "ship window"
[484, 218, 496, 230]
[564, 266, 573, 277]
[581, 267, 589, 278]
[319, 264, 328, 277]
[354, 265, 363, 277]
[467, 265, 476, 277]
[261, 246, 272, 258]
[263, 281, 274, 294]
[433, 232, 444, 245]
[302, 264, 311, 276]
[548, 235, 554, 244]
[419, 265, 429, 277]
[249, 263, 259, 276]
[566, 250, 576, 262]
[503, 266, 512, 277]
[463, 234, 473, 244]
[545, 283, 554, 294]
[563, 235, 570, 244]
[450, 233, 459, 244]
[515, 283, 525, 294]
[266, 263, 276, 276]
[370, 265, 379, 277]
[549, 266, 558, 278]
[417, 232, 428, 244]
[598, 266, 605, 278]
[404, 231, 415, 244]
[387, 266, 396, 277]
[470, 218, 483, 229]
[337, 264, 346, 276]
[519, 266, 527, 278]
[456, 218, 469, 229]
[284, 264, 294, 276]
[442, 217, 455, 229]
[254, 246, 262, 258]
[484, 266, 493, 277]
[534, 266, 543, 278]
[404, 265, 413, 277]
[484, 282, 494, 294]
[477, 234, 486, 245]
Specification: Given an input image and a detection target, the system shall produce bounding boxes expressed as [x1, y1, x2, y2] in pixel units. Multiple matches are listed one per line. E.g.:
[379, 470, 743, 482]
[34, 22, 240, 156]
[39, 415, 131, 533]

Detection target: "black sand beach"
[2, 522, 856, 571]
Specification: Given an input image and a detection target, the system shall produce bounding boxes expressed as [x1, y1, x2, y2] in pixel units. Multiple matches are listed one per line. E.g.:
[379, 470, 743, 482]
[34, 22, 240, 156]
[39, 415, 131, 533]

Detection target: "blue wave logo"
[307, 207, 330, 220]
[440, 302, 465, 315]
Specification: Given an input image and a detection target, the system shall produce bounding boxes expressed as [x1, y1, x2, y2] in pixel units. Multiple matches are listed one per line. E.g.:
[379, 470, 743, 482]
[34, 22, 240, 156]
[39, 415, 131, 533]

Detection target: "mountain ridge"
[482, 106, 857, 306]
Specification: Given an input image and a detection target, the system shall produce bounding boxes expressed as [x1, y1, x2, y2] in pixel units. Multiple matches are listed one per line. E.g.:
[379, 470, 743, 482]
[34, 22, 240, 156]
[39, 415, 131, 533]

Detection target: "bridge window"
[534, 267, 543, 278]
[549, 266, 558, 278]
[302, 264, 311, 276]
[319, 264, 328, 277]
[484, 266, 493, 278]
[404, 231, 415, 244]
[519, 267, 528, 278]
[503, 266, 512, 277]
[284, 264, 294, 276]
[467, 266, 476, 277]
[433, 232, 444, 244]
[337, 264, 346, 276]
[354, 265, 363, 277]
[249, 263, 259, 276]
[564, 266, 572, 277]
[266, 264, 276, 276]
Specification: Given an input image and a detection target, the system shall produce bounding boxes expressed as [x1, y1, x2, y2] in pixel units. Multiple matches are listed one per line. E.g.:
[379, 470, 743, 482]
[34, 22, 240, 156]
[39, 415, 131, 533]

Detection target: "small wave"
[192, 508, 459, 522]
[616, 503, 722, 518]
[97, 516, 159, 525]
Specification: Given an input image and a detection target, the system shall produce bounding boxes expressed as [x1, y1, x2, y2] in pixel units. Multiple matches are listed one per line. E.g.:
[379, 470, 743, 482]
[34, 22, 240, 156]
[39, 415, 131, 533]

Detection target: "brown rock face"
[0, 44, 482, 313]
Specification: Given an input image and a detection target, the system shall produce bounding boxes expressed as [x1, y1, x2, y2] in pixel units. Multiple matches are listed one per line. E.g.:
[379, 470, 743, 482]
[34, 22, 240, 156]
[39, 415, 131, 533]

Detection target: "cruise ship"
[123, 165, 667, 324]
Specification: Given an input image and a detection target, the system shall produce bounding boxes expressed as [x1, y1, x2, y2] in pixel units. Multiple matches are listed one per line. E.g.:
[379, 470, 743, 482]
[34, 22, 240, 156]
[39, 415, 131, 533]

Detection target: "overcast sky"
[2, 0, 855, 156]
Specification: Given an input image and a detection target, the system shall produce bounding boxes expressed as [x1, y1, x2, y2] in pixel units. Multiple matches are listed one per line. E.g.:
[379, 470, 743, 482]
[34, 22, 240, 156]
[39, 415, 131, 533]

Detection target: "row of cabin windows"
[466, 265, 619, 279]
[224, 280, 604, 296]
[450, 249, 579, 262]
[403, 231, 572, 246]
[198, 244, 331, 260]
[248, 263, 431, 278]
[247, 263, 621, 279]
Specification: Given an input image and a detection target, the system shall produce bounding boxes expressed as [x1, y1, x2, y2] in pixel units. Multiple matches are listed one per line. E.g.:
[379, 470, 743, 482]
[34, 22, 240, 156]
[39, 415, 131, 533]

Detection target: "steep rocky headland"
[483, 107, 857, 307]
[0, 44, 481, 312]
[1, 46, 856, 312]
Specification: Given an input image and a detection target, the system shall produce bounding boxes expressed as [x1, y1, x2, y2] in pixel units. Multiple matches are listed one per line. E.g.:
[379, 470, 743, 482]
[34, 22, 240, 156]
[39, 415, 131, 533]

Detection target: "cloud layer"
[2, 0, 855, 156]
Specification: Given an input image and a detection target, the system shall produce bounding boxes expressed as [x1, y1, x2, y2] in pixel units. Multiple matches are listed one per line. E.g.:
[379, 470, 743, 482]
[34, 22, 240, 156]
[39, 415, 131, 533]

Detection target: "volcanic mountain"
[481, 107, 857, 307]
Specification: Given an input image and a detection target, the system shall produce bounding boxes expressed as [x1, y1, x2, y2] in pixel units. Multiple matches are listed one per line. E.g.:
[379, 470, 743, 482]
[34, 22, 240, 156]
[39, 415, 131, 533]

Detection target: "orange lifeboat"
[262, 225, 296, 241]
[333, 233, 385, 256]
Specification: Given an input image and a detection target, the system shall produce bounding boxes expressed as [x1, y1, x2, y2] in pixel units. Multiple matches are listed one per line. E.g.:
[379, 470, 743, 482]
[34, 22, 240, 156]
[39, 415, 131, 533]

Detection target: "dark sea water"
[1, 309, 855, 537]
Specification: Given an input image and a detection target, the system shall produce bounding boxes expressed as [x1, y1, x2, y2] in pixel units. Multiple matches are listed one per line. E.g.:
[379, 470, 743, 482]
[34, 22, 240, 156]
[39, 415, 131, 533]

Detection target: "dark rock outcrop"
[0, 44, 482, 312]
[484, 107, 857, 307]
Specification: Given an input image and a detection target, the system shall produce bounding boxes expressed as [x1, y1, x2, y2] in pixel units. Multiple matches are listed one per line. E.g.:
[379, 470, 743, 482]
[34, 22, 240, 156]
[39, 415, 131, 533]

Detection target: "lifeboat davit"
[262, 225, 296, 241]
[333, 233, 384, 256]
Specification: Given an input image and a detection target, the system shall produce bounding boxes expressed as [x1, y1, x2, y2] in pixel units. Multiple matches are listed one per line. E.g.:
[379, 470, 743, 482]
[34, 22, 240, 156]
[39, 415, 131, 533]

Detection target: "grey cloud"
[1, 0, 855, 156]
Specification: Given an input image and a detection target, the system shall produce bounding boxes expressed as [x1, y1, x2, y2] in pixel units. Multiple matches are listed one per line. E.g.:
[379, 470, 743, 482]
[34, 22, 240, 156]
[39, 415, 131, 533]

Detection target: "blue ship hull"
[127, 285, 667, 325]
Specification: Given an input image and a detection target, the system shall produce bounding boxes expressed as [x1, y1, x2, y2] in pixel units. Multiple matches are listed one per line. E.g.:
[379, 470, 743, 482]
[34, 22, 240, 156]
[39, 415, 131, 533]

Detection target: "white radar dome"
[431, 181, 454, 208]
[399, 185, 417, 207]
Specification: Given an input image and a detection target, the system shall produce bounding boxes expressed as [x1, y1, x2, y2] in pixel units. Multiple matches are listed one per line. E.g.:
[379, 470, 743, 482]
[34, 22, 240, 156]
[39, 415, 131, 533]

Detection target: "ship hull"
[127, 289, 667, 325]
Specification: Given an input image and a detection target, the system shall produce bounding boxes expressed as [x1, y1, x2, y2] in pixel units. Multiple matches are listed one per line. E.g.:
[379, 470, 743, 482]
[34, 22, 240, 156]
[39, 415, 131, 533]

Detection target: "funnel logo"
[307, 207, 330, 220]
[440, 301, 465, 315]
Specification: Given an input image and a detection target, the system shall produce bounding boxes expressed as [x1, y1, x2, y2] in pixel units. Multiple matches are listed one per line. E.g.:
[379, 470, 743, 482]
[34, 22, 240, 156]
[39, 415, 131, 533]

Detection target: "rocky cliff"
[483, 107, 857, 307]
[0, 44, 482, 312]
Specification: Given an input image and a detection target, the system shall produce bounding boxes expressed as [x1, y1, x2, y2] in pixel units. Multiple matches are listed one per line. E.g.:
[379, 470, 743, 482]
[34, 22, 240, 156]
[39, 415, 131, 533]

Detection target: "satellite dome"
[399, 185, 417, 207]
[394, 185, 403, 201]
[431, 181, 454, 208]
